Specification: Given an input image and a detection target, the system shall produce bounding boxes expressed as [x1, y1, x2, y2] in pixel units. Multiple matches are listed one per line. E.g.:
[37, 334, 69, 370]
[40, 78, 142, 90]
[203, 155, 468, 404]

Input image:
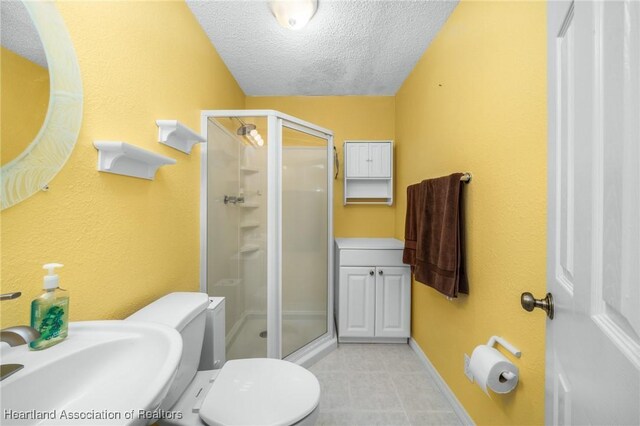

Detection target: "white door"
[375, 266, 410, 338]
[369, 142, 391, 178]
[345, 143, 370, 178]
[546, 1, 640, 424]
[339, 267, 375, 337]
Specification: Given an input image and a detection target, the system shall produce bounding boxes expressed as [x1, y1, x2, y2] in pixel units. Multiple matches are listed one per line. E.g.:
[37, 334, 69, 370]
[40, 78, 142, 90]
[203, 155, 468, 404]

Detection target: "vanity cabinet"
[343, 141, 393, 205]
[335, 238, 410, 343]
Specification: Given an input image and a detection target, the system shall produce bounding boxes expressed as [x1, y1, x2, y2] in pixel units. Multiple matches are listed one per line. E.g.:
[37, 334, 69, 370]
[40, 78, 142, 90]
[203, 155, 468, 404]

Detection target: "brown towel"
[402, 182, 424, 273]
[403, 173, 468, 298]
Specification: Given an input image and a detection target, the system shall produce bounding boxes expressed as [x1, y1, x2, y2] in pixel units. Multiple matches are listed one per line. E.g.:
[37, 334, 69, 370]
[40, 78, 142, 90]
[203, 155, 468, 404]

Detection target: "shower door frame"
[199, 109, 336, 365]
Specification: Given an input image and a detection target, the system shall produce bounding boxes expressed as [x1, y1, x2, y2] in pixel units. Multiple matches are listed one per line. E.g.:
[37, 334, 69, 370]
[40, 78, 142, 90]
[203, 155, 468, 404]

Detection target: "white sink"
[0, 321, 182, 425]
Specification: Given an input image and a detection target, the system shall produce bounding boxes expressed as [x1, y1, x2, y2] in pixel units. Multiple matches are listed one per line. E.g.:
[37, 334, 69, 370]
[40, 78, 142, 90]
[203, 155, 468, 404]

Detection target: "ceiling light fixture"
[269, 0, 318, 30]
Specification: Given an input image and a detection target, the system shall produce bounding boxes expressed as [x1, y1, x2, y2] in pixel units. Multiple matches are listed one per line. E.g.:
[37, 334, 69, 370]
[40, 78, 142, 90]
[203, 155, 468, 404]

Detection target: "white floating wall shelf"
[94, 141, 176, 180]
[156, 120, 205, 154]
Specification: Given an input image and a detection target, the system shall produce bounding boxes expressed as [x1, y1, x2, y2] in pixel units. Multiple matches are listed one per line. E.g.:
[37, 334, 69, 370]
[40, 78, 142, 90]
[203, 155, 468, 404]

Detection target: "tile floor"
[308, 343, 462, 426]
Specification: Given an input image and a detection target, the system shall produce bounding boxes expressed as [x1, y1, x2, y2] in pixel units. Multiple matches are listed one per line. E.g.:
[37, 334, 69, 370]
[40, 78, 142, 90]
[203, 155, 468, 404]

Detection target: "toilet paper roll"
[469, 345, 519, 395]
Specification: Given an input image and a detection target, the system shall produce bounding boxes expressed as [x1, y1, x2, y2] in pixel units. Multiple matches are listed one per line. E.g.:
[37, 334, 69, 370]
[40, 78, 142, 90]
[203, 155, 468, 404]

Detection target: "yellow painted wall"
[395, 1, 547, 424]
[246, 96, 396, 237]
[1, 47, 50, 166]
[0, 1, 245, 327]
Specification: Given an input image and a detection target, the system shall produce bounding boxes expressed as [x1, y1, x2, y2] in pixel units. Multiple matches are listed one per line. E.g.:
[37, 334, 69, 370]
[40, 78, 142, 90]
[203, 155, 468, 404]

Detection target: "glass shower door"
[281, 124, 330, 357]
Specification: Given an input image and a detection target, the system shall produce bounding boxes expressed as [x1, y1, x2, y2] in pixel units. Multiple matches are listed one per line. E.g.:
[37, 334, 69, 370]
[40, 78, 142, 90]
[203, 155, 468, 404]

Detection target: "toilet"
[126, 292, 320, 426]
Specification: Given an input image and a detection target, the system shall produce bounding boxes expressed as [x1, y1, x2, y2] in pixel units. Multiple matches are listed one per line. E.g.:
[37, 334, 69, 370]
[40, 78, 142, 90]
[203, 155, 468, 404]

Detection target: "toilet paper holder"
[487, 336, 521, 381]
[468, 336, 521, 394]
[486, 336, 521, 358]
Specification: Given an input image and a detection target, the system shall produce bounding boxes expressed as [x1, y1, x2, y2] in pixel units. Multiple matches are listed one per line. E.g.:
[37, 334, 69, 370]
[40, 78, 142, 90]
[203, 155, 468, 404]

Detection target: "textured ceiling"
[187, 0, 458, 96]
[0, 0, 48, 68]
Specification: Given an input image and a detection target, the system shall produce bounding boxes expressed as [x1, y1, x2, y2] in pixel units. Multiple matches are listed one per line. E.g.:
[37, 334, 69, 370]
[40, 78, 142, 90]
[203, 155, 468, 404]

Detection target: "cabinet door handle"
[378, 270, 383, 275]
[369, 270, 374, 276]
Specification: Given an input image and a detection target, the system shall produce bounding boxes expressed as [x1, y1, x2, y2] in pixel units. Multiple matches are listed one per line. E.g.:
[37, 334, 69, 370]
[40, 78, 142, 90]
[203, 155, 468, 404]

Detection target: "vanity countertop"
[334, 238, 404, 250]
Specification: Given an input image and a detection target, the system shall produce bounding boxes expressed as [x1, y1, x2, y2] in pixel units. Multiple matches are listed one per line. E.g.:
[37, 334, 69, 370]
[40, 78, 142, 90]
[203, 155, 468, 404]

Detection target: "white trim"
[409, 338, 475, 426]
[267, 114, 282, 359]
[200, 109, 333, 137]
[199, 112, 209, 293]
[327, 133, 335, 339]
[340, 337, 408, 344]
[287, 334, 338, 369]
[281, 119, 328, 140]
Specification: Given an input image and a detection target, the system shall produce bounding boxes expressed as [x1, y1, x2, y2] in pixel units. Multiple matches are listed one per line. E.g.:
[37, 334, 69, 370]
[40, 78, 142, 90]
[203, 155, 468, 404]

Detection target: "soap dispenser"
[29, 263, 69, 350]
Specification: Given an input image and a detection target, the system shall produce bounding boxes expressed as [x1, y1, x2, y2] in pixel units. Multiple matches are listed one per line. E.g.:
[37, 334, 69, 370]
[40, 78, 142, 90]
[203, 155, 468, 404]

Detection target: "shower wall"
[207, 117, 268, 359]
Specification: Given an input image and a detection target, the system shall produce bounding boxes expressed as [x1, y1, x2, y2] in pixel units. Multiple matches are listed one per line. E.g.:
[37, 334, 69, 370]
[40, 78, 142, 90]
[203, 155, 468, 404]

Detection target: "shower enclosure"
[200, 110, 335, 364]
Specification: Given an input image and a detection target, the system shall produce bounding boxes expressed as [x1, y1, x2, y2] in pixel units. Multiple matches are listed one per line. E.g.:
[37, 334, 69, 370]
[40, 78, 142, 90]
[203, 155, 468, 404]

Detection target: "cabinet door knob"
[369, 270, 374, 276]
[378, 270, 383, 275]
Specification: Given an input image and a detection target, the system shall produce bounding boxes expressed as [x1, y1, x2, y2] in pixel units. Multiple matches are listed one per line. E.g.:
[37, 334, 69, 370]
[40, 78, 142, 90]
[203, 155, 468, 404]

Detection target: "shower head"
[236, 123, 256, 136]
[236, 121, 264, 147]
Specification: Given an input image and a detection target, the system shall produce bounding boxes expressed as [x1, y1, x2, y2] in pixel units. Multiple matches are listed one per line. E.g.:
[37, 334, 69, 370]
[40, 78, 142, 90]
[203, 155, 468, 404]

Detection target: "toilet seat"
[199, 358, 320, 426]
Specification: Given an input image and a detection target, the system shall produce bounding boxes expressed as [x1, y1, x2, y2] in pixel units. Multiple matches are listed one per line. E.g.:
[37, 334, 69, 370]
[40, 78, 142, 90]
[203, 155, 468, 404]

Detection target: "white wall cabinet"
[343, 141, 393, 205]
[345, 143, 370, 178]
[335, 238, 410, 343]
[367, 142, 391, 178]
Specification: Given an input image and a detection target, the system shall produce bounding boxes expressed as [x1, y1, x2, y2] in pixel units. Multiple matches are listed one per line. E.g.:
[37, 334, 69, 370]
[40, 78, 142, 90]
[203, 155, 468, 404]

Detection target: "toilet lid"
[199, 358, 320, 426]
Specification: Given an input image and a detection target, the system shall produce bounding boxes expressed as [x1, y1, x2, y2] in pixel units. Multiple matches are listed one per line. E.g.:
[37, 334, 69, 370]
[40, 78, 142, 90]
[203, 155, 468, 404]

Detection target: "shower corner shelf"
[240, 166, 260, 174]
[94, 141, 176, 180]
[156, 120, 205, 154]
[239, 244, 259, 254]
[240, 222, 260, 229]
[232, 244, 260, 259]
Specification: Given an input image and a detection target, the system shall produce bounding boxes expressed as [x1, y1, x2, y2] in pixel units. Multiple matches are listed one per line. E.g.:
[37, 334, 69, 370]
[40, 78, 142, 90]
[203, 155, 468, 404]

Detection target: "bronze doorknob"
[521, 292, 554, 320]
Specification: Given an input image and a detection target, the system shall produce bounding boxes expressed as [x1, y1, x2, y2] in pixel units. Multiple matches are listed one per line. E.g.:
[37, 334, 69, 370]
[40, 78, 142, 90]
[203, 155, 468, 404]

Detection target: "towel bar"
[461, 172, 472, 183]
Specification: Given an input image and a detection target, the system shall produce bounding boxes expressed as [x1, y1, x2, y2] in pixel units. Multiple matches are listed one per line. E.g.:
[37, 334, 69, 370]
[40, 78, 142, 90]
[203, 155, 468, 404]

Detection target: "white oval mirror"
[0, 1, 82, 210]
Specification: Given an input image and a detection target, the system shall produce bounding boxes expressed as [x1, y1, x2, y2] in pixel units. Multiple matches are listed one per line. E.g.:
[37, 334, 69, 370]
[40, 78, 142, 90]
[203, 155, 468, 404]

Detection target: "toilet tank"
[199, 297, 226, 371]
[126, 292, 209, 411]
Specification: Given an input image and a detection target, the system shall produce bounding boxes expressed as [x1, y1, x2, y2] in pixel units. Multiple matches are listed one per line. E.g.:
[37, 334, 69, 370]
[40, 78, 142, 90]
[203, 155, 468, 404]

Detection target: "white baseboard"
[339, 336, 408, 344]
[409, 338, 475, 426]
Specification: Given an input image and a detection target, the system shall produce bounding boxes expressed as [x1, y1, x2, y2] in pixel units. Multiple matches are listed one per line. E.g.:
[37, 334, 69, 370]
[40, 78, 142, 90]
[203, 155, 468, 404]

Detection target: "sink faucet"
[1, 326, 41, 346]
[0, 292, 41, 381]
[0, 291, 21, 301]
